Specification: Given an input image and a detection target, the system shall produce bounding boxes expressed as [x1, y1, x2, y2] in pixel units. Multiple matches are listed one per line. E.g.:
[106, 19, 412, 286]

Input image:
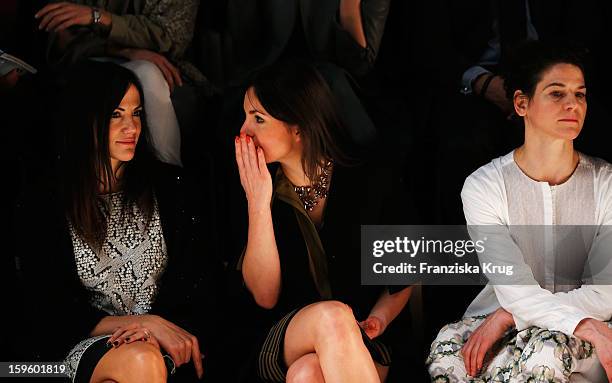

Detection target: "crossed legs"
[284, 301, 388, 383]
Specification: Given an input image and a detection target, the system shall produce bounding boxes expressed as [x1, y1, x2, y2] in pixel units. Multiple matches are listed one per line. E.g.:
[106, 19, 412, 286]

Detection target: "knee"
[286, 356, 322, 383]
[311, 301, 358, 341]
[121, 342, 167, 377]
[124, 60, 169, 94]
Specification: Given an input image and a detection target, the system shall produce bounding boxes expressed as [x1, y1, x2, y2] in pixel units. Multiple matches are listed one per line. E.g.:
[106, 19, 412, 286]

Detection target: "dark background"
[2, 0, 611, 382]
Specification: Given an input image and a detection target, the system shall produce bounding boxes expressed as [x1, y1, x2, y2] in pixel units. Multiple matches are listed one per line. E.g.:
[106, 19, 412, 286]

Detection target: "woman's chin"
[113, 153, 136, 163]
[560, 128, 582, 141]
[549, 124, 582, 141]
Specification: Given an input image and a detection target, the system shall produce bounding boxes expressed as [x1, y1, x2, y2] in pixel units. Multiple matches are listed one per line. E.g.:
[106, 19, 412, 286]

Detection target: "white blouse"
[462, 150, 612, 335]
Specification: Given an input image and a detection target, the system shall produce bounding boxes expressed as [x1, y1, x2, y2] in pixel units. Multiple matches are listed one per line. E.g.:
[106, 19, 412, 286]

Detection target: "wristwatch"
[92, 7, 102, 25]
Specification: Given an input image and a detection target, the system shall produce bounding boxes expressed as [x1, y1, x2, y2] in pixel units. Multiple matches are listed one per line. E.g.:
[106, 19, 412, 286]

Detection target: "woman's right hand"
[108, 315, 204, 379]
[461, 308, 514, 377]
[235, 134, 272, 213]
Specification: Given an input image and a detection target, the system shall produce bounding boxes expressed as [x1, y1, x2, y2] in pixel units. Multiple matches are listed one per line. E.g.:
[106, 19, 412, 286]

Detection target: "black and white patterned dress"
[64, 192, 167, 380]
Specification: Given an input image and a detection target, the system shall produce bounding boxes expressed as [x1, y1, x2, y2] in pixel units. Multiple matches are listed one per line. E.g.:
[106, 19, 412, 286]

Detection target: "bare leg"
[90, 341, 166, 383]
[286, 353, 324, 383]
[283, 301, 380, 383]
[286, 354, 389, 383]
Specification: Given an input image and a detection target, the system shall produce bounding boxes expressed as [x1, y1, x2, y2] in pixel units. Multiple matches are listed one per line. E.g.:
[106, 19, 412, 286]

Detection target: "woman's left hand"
[107, 322, 160, 348]
[107, 317, 204, 379]
[359, 315, 386, 339]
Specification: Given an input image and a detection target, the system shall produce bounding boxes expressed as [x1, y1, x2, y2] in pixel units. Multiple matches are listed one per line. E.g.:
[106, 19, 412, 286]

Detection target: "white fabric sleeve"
[552, 164, 612, 322]
[462, 166, 590, 335]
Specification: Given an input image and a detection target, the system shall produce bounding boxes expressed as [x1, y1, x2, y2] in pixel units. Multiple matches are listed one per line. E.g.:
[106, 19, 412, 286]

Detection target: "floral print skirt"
[426, 315, 608, 382]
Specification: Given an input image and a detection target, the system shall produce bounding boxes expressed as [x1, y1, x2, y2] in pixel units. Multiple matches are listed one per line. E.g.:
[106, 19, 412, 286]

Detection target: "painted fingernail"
[246, 136, 250, 143]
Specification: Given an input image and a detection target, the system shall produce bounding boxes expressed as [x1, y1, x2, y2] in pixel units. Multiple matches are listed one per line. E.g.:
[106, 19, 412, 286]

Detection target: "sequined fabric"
[64, 192, 167, 380]
[65, 335, 110, 379]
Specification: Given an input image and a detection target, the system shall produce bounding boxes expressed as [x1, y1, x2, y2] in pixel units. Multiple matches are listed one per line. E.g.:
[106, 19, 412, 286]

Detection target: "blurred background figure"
[37, 0, 213, 166]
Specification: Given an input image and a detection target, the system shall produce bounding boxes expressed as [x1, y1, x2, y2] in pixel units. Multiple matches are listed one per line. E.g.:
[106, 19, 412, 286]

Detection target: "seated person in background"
[227, 0, 391, 80]
[235, 60, 412, 382]
[224, 0, 392, 148]
[35, 0, 209, 166]
[427, 42, 612, 382]
[14, 61, 220, 382]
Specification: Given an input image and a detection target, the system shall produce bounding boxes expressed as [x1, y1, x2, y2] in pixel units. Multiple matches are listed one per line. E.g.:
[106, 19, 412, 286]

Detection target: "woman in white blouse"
[427, 42, 612, 382]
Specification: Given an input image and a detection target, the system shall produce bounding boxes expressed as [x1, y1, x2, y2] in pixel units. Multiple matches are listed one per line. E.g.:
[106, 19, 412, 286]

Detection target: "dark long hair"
[59, 61, 155, 249]
[248, 60, 354, 182]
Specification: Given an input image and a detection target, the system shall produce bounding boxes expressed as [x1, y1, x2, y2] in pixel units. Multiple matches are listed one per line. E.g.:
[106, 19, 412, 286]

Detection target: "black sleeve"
[149, 162, 225, 359]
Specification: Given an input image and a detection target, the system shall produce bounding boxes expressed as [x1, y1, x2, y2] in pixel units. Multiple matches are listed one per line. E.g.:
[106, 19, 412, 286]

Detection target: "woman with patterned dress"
[427, 42, 612, 382]
[15, 61, 220, 382]
[234, 60, 412, 383]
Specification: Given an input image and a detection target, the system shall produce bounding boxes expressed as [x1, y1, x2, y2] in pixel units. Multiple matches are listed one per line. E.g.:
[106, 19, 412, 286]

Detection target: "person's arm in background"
[35, 2, 112, 32]
[36, 1, 192, 89]
[106, 0, 199, 60]
[339, 0, 367, 48]
[36, 0, 199, 60]
[335, 0, 391, 75]
[458, 17, 513, 114]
